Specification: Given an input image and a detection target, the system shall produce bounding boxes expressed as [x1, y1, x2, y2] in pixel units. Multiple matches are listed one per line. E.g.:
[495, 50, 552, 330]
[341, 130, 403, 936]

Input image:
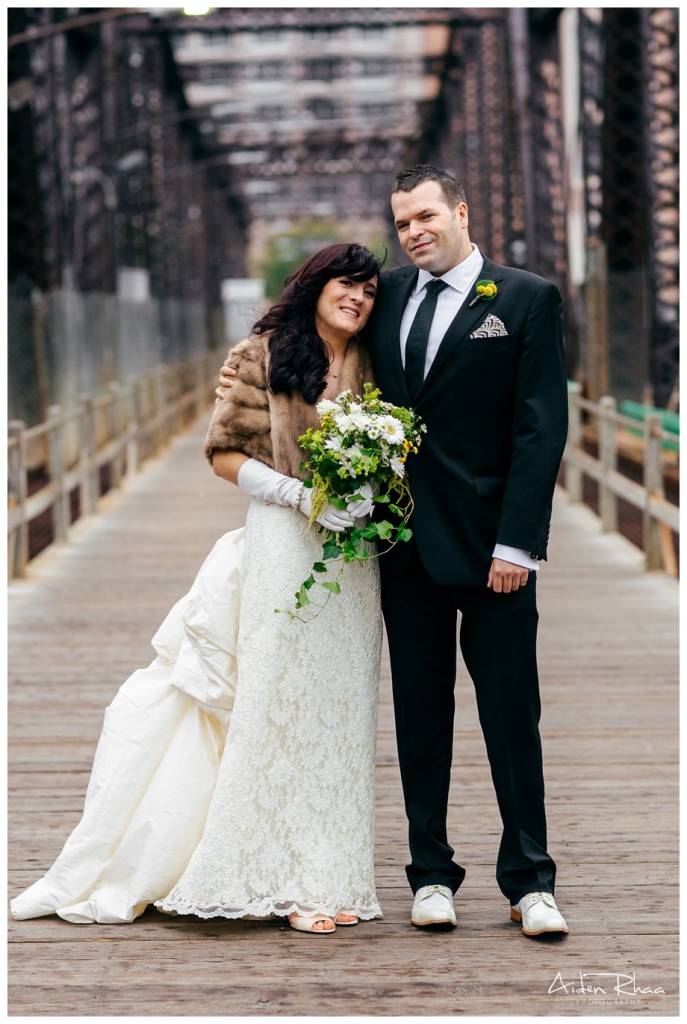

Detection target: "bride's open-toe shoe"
[288, 913, 336, 934]
[334, 913, 358, 926]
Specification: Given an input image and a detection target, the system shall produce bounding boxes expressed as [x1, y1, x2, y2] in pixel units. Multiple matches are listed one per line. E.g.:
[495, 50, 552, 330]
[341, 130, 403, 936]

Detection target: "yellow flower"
[469, 279, 498, 307]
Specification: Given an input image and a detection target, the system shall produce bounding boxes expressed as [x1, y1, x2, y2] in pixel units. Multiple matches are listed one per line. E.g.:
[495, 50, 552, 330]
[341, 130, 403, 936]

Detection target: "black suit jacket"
[364, 257, 568, 587]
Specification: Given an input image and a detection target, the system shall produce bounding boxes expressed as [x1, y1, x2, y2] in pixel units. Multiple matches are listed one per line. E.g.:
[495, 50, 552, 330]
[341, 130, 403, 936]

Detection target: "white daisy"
[364, 416, 383, 440]
[377, 415, 406, 443]
[391, 456, 406, 478]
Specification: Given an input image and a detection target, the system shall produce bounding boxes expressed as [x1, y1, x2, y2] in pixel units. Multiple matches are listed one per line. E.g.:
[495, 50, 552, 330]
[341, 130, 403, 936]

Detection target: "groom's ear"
[456, 202, 469, 228]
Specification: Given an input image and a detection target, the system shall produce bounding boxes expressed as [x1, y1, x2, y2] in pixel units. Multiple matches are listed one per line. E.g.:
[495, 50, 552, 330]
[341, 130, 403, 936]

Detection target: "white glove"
[345, 481, 374, 518]
[299, 488, 355, 533]
[237, 459, 354, 533]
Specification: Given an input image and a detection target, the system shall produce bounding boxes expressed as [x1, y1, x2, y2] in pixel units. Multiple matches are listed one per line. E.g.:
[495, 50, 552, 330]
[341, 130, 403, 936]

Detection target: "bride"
[11, 242, 384, 935]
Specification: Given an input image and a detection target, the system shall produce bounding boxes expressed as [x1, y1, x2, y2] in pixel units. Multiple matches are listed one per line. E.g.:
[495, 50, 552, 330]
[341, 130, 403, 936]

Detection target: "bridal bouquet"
[278, 383, 426, 620]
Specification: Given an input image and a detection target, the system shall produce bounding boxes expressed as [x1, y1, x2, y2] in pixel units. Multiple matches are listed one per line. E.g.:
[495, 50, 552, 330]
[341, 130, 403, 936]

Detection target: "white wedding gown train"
[11, 502, 382, 924]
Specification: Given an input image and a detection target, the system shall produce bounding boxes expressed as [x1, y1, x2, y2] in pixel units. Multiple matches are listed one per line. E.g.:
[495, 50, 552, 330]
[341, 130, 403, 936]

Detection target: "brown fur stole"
[203, 334, 375, 480]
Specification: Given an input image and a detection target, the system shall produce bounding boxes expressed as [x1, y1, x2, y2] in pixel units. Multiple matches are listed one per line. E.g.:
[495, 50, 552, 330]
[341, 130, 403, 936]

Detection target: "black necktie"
[404, 279, 448, 400]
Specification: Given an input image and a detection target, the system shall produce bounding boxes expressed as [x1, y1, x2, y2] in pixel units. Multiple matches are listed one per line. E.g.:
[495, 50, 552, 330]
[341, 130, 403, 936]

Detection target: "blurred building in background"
[8, 7, 679, 426]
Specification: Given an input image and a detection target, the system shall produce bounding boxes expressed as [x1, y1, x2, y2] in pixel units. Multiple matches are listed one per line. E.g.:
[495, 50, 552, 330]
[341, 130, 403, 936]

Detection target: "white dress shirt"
[400, 245, 538, 572]
[400, 243, 484, 375]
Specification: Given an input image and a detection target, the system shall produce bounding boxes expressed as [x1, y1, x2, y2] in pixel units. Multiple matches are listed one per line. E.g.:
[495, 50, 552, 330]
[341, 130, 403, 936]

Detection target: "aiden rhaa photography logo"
[548, 971, 666, 1007]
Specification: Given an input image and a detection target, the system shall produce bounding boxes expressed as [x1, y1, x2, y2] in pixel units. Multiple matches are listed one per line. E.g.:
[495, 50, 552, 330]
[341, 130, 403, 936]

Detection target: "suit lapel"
[419, 258, 505, 396]
[375, 266, 418, 404]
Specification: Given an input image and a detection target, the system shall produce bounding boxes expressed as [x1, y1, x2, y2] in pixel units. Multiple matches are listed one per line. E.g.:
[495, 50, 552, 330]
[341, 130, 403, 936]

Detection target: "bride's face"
[315, 275, 378, 341]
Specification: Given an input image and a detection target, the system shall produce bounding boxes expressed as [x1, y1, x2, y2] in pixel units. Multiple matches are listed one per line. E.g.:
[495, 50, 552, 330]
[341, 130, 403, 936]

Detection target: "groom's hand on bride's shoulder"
[215, 362, 237, 402]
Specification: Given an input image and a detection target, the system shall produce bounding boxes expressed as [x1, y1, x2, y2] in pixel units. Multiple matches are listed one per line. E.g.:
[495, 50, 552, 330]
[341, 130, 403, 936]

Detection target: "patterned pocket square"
[470, 314, 509, 339]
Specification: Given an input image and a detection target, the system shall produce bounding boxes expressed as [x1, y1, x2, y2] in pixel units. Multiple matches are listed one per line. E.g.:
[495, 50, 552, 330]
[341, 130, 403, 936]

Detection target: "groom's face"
[391, 180, 471, 276]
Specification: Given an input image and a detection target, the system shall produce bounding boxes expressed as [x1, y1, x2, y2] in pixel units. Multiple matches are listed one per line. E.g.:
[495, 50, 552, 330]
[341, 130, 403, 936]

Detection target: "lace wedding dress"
[11, 499, 383, 925]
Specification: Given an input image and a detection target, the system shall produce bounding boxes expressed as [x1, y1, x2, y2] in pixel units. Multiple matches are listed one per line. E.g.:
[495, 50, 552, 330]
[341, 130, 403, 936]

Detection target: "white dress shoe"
[411, 884, 457, 927]
[511, 891, 569, 936]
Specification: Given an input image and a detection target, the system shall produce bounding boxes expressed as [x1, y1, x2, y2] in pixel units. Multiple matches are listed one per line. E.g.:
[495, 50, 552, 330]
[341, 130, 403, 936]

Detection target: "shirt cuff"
[492, 544, 540, 571]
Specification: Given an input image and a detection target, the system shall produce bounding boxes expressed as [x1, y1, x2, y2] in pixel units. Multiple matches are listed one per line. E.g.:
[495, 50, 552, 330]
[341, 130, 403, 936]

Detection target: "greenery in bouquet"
[277, 383, 426, 620]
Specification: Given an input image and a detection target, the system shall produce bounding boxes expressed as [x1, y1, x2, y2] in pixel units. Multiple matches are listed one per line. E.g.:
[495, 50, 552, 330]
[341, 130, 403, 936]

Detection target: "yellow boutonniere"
[468, 279, 498, 307]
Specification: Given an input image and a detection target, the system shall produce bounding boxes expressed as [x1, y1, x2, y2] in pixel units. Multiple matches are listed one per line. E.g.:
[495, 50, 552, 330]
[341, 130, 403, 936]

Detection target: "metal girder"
[579, 7, 678, 407]
[411, 12, 524, 267]
[161, 9, 453, 223]
[520, 11, 567, 291]
[601, 9, 653, 403]
[642, 7, 679, 408]
[161, 8, 492, 34]
[223, 137, 406, 176]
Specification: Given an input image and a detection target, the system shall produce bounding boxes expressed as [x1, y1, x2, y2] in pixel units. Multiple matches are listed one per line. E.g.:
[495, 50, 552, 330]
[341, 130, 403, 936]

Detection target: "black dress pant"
[380, 544, 556, 904]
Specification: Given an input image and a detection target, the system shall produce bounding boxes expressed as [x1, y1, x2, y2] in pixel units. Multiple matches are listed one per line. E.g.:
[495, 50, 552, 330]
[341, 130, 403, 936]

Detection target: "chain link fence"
[9, 280, 210, 430]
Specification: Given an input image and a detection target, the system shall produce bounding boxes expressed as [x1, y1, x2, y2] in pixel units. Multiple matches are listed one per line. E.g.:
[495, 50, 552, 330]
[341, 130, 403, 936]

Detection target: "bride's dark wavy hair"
[253, 242, 383, 404]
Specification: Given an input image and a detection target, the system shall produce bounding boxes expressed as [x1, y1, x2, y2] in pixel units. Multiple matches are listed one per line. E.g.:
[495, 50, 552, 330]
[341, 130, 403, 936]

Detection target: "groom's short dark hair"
[393, 165, 467, 209]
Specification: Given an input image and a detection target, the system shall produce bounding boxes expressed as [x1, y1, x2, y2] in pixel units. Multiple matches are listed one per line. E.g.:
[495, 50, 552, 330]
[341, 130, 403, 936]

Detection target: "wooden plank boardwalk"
[8, 414, 679, 1017]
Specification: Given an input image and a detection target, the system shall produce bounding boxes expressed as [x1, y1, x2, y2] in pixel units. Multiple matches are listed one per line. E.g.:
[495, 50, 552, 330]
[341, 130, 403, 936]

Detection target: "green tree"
[259, 221, 389, 302]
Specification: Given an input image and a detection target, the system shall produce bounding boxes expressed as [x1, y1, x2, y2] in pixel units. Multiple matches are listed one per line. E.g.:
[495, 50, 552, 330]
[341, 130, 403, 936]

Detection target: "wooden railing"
[7, 351, 221, 579]
[563, 382, 679, 576]
[8, 370, 680, 580]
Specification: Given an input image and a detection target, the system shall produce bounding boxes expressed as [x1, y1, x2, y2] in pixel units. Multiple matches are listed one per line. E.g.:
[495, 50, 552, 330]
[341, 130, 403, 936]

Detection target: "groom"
[365, 165, 569, 936]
